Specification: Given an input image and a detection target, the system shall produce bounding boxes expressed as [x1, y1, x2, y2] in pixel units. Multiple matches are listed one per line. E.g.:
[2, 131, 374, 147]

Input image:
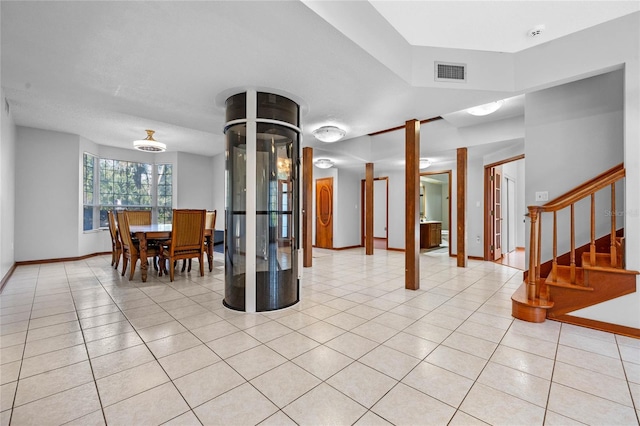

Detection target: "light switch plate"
[535, 191, 549, 201]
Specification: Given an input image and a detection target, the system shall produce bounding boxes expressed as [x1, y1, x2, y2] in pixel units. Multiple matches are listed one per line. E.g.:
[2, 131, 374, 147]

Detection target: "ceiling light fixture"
[312, 126, 346, 143]
[467, 100, 504, 116]
[419, 158, 432, 169]
[133, 129, 166, 152]
[314, 158, 335, 169]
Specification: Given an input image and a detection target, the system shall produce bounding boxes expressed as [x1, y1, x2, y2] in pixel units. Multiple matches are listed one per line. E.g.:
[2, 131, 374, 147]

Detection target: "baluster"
[536, 213, 542, 298]
[610, 183, 617, 266]
[590, 194, 596, 266]
[528, 208, 538, 301]
[570, 203, 576, 283]
[552, 211, 557, 281]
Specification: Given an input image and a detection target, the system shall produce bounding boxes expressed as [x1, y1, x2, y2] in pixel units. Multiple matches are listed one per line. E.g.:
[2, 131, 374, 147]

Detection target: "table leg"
[137, 232, 148, 282]
[206, 236, 213, 272]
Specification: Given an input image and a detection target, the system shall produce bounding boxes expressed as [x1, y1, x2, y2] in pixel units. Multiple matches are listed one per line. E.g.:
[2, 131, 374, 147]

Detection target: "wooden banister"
[541, 164, 624, 212]
[525, 164, 626, 302]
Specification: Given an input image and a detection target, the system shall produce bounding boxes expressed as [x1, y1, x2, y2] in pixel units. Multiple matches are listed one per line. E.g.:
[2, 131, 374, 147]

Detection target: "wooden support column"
[457, 147, 467, 267]
[405, 119, 420, 289]
[365, 163, 374, 255]
[302, 147, 313, 267]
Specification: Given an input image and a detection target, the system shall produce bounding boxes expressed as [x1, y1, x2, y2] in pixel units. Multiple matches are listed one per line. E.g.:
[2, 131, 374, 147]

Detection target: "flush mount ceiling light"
[314, 158, 335, 169]
[312, 126, 346, 143]
[133, 129, 166, 152]
[419, 158, 432, 169]
[467, 100, 504, 116]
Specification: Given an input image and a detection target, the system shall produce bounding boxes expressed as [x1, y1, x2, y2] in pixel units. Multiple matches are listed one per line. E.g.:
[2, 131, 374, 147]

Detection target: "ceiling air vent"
[435, 62, 466, 83]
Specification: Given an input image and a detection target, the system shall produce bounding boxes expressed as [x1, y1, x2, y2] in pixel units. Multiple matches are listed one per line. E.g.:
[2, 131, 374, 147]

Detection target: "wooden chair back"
[107, 210, 122, 268]
[125, 210, 151, 226]
[119, 211, 138, 257]
[205, 210, 217, 230]
[107, 210, 119, 245]
[169, 209, 206, 257]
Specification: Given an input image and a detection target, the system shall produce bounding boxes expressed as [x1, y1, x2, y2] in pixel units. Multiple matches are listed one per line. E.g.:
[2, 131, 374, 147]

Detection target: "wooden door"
[492, 167, 503, 260]
[315, 177, 333, 248]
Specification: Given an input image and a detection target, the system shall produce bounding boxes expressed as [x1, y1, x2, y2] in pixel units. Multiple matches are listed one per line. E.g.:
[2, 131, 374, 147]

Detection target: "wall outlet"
[535, 191, 549, 201]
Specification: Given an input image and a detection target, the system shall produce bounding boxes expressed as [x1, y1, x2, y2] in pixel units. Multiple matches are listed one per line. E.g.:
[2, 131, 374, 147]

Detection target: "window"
[83, 153, 97, 231]
[157, 164, 173, 225]
[82, 154, 173, 231]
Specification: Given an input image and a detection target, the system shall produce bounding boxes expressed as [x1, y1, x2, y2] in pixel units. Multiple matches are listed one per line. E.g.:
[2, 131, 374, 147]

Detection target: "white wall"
[335, 168, 362, 248]
[15, 127, 80, 261]
[441, 180, 449, 231]
[373, 179, 386, 238]
[525, 71, 624, 260]
[176, 152, 215, 210]
[524, 69, 637, 328]
[424, 182, 442, 222]
[515, 12, 639, 278]
[386, 170, 405, 249]
[466, 156, 485, 257]
[78, 136, 110, 255]
[501, 158, 525, 249]
[13, 126, 217, 262]
[212, 153, 225, 231]
[1, 90, 16, 279]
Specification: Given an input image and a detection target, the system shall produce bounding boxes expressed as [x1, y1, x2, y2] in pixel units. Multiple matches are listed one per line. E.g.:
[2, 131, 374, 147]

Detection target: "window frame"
[82, 153, 174, 231]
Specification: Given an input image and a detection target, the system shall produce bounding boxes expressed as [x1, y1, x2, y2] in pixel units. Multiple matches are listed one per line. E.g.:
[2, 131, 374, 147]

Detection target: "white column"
[245, 90, 257, 313]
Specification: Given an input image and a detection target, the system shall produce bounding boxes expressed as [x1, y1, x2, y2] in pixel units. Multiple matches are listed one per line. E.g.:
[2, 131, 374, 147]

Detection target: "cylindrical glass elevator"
[223, 90, 300, 312]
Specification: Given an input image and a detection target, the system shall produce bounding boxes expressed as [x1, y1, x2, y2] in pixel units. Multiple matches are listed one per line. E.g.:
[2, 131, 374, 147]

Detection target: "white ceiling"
[2, 1, 637, 169]
[370, 1, 639, 53]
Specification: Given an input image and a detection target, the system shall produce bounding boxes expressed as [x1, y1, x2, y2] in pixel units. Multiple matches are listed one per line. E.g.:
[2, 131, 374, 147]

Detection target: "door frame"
[419, 169, 452, 257]
[483, 154, 524, 260]
[360, 176, 389, 249]
[315, 177, 334, 249]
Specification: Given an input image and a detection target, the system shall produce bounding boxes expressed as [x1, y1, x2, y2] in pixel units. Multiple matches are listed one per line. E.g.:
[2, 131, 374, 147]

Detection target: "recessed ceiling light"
[467, 100, 504, 116]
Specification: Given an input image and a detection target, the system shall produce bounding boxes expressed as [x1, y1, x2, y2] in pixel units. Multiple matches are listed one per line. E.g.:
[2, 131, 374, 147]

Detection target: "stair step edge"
[545, 281, 594, 291]
[582, 265, 640, 275]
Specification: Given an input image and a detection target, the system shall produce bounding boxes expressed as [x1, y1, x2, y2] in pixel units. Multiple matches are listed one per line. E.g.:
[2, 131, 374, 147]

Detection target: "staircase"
[512, 163, 639, 329]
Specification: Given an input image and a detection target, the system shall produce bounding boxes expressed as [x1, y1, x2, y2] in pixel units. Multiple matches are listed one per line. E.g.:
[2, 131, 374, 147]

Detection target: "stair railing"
[527, 163, 626, 301]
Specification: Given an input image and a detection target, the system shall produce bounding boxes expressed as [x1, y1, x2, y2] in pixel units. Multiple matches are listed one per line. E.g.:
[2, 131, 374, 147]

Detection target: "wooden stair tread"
[544, 265, 587, 288]
[511, 282, 554, 308]
[581, 252, 639, 274]
[511, 282, 553, 323]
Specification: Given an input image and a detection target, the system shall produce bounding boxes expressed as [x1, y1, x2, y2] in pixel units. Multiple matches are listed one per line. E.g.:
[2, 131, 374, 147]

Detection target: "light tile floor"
[1, 248, 639, 425]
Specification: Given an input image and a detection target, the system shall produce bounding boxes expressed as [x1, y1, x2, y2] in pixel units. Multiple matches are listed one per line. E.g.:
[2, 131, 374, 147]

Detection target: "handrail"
[526, 163, 626, 302]
[539, 163, 624, 212]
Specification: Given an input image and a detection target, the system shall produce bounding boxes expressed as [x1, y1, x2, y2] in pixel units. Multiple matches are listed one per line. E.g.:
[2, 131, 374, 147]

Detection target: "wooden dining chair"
[182, 209, 217, 273]
[107, 210, 122, 269]
[119, 211, 160, 280]
[159, 209, 206, 282]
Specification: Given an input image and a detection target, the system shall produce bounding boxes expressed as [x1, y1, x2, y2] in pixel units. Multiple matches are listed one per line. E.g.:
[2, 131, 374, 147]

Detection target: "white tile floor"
[1, 248, 639, 425]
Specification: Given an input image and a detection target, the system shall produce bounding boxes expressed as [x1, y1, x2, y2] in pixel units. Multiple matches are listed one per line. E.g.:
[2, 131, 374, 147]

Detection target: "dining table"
[129, 224, 214, 282]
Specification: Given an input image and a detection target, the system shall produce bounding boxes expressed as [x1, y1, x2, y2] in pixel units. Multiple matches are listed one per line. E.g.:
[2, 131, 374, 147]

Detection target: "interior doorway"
[360, 177, 388, 249]
[484, 155, 525, 269]
[315, 177, 333, 249]
[419, 170, 451, 256]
